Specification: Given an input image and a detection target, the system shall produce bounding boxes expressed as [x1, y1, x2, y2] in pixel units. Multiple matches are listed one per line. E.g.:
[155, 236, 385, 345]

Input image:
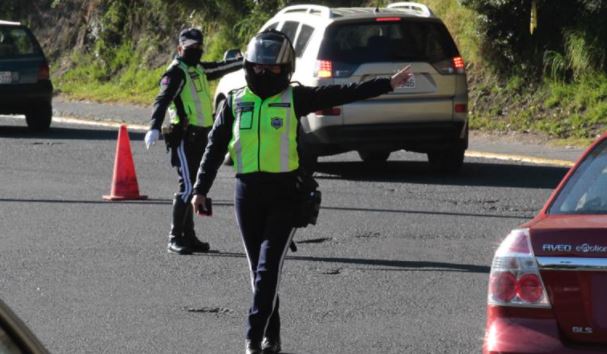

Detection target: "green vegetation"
[57, 43, 165, 105]
[2, 0, 607, 143]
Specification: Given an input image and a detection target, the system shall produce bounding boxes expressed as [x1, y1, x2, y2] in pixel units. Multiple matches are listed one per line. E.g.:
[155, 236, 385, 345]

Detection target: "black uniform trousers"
[234, 172, 297, 343]
[170, 125, 209, 238]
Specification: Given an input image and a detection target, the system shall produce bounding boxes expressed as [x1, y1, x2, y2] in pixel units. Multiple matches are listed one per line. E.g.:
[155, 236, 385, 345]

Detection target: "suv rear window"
[318, 20, 458, 64]
[0, 27, 41, 58]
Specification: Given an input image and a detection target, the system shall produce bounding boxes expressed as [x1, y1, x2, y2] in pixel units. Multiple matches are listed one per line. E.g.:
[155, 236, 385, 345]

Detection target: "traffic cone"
[103, 124, 147, 200]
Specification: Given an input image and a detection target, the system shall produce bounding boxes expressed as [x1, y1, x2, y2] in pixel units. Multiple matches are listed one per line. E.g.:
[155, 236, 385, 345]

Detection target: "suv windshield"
[318, 20, 458, 64]
[0, 27, 41, 58]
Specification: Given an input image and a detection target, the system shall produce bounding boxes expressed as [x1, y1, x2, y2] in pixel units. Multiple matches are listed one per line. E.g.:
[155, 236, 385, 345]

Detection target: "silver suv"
[215, 2, 468, 172]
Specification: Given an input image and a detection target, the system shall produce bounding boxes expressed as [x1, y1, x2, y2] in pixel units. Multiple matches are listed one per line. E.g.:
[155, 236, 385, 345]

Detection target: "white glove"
[145, 129, 160, 149]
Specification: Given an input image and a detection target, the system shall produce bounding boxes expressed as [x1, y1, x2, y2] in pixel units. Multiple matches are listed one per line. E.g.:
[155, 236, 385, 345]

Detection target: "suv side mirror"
[223, 49, 243, 61]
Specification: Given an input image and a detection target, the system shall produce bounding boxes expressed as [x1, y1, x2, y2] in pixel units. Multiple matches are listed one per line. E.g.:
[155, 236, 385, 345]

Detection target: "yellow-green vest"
[229, 87, 299, 174]
[168, 59, 213, 127]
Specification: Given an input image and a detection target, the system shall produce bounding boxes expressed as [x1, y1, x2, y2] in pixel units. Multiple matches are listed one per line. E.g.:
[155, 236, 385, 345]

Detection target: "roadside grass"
[55, 42, 165, 105]
[54, 47, 220, 106]
[470, 72, 607, 147]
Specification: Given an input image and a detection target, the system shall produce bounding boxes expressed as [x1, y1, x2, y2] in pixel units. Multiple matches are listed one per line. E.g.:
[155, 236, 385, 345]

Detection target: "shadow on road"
[0, 125, 145, 141]
[314, 160, 568, 189]
[203, 251, 490, 273]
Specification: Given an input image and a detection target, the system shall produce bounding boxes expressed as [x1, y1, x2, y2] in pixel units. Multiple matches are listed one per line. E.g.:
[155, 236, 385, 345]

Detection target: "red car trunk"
[530, 215, 607, 346]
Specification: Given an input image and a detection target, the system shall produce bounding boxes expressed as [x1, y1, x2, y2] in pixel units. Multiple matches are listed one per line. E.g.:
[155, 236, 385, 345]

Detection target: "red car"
[483, 134, 607, 353]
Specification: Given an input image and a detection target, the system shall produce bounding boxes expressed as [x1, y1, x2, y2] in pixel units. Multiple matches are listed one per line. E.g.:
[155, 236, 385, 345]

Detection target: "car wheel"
[358, 150, 390, 163]
[427, 148, 465, 173]
[25, 103, 52, 132]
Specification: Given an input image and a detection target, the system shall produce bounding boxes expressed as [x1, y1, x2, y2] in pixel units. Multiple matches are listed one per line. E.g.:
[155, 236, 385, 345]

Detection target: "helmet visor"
[245, 34, 294, 65]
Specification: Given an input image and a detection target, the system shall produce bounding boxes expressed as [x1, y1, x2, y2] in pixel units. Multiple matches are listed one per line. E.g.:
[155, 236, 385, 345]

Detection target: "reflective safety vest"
[168, 59, 213, 127]
[229, 87, 299, 174]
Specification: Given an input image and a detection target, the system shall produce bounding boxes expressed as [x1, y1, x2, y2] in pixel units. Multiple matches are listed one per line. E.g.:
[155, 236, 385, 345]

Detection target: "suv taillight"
[315, 60, 333, 78]
[38, 63, 50, 81]
[432, 56, 465, 75]
[488, 229, 550, 308]
[314, 60, 358, 78]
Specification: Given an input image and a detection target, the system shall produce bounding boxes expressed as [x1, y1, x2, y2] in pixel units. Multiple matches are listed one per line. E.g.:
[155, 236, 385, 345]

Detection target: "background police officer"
[145, 28, 242, 255]
[191, 30, 412, 354]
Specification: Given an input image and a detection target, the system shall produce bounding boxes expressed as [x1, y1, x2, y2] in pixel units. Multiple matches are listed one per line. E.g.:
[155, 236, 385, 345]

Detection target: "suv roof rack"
[0, 20, 22, 26]
[387, 2, 433, 17]
[276, 5, 332, 18]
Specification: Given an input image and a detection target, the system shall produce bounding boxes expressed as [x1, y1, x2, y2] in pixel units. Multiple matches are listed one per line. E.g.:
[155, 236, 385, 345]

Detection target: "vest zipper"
[257, 97, 266, 171]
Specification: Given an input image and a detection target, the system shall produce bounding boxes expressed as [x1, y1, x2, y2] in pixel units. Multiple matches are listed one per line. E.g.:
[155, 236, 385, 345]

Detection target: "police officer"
[191, 30, 412, 354]
[144, 28, 242, 255]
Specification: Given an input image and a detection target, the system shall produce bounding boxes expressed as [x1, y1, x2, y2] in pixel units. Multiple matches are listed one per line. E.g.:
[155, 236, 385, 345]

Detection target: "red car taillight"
[432, 56, 466, 75]
[487, 229, 551, 308]
[38, 63, 50, 81]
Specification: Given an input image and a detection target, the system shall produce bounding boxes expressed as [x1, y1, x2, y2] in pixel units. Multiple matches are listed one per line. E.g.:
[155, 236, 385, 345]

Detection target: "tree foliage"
[461, 0, 607, 80]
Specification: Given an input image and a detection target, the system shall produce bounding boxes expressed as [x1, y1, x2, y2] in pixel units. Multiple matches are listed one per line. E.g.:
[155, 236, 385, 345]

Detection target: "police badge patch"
[271, 117, 283, 129]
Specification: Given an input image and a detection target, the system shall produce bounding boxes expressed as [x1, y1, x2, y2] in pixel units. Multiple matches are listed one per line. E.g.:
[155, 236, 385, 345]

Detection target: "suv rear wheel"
[358, 150, 390, 163]
[427, 148, 464, 173]
[25, 103, 52, 132]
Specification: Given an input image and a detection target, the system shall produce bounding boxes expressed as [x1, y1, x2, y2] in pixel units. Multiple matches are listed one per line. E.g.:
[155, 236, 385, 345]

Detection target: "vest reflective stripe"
[229, 87, 299, 174]
[168, 60, 213, 127]
[279, 89, 292, 171]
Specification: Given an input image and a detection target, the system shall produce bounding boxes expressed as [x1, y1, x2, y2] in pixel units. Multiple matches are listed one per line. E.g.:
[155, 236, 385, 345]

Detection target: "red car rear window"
[549, 139, 607, 214]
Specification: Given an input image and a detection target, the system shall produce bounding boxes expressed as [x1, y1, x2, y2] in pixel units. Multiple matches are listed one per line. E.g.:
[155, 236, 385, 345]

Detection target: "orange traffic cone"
[103, 124, 147, 200]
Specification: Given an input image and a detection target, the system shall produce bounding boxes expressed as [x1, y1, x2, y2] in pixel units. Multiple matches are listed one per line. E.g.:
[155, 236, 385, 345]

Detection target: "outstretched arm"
[293, 65, 413, 117]
[200, 58, 244, 81]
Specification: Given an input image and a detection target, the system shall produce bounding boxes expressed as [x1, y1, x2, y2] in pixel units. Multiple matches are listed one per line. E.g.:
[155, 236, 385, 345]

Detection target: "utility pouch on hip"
[293, 171, 321, 228]
[162, 124, 183, 151]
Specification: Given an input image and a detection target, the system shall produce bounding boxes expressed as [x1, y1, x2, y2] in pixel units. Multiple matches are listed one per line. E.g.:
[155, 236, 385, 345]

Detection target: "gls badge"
[572, 326, 593, 334]
[271, 117, 283, 129]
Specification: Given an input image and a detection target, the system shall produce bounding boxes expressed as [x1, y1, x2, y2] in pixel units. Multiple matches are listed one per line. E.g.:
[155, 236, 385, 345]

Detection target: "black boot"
[183, 203, 210, 252]
[168, 196, 192, 255]
[261, 336, 281, 353]
[245, 340, 262, 354]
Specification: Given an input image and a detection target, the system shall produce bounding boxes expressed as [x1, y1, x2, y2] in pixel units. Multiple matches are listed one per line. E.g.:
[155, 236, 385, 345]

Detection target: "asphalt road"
[0, 110, 583, 354]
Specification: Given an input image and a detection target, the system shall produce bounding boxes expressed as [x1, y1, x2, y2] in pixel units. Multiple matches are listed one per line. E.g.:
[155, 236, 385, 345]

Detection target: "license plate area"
[0, 71, 18, 84]
[372, 74, 416, 89]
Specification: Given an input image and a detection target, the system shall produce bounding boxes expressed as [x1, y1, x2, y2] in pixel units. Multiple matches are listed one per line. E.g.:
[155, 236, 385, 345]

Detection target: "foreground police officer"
[144, 28, 242, 255]
[191, 30, 412, 354]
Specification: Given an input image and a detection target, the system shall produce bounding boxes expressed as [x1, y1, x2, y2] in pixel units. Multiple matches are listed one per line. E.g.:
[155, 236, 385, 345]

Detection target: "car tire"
[358, 150, 390, 163]
[427, 148, 465, 173]
[25, 103, 52, 132]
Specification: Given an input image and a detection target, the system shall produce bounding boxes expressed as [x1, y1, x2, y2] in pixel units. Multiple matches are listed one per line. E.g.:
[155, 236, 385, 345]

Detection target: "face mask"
[181, 47, 203, 66]
[246, 69, 290, 99]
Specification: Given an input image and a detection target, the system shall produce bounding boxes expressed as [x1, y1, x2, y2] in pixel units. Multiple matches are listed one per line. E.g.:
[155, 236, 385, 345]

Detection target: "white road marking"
[465, 150, 574, 168]
[1, 114, 148, 131]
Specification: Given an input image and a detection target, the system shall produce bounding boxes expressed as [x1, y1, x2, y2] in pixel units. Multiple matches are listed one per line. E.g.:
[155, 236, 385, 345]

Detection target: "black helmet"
[179, 28, 203, 47]
[244, 30, 295, 98]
